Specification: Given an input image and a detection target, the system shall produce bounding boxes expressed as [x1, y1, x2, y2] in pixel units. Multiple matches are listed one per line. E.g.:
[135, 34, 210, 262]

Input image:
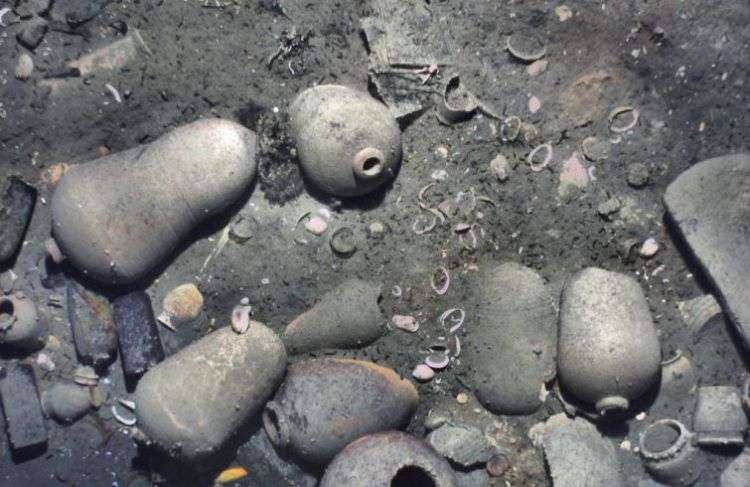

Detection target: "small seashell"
[412, 364, 435, 382]
[160, 283, 203, 330]
[229, 215, 256, 242]
[581, 136, 610, 161]
[425, 352, 450, 370]
[118, 398, 136, 411]
[440, 308, 466, 334]
[527, 59, 548, 77]
[305, 216, 328, 235]
[231, 305, 253, 334]
[413, 211, 438, 235]
[527, 143, 553, 172]
[639, 238, 659, 258]
[500, 116, 522, 142]
[430, 267, 450, 295]
[506, 30, 547, 62]
[329, 227, 357, 257]
[73, 366, 99, 386]
[447, 335, 461, 358]
[528, 95, 542, 114]
[367, 221, 385, 238]
[112, 404, 137, 426]
[490, 154, 510, 182]
[15, 53, 33, 80]
[391, 285, 403, 298]
[456, 392, 469, 404]
[609, 106, 639, 133]
[453, 222, 471, 233]
[45, 238, 65, 264]
[392, 315, 419, 333]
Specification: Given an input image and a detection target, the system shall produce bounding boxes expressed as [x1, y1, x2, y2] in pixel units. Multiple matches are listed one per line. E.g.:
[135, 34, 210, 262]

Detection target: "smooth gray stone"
[664, 153, 750, 348]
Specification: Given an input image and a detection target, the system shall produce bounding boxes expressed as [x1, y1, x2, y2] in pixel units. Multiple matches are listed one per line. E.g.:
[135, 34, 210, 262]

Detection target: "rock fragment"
[427, 423, 496, 467]
[664, 153, 750, 348]
[0, 362, 47, 452]
[320, 432, 456, 487]
[282, 279, 384, 354]
[16, 16, 47, 49]
[558, 268, 661, 415]
[0, 176, 36, 264]
[464, 263, 557, 415]
[41, 381, 96, 424]
[14, 0, 50, 18]
[263, 358, 418, 464]
[639, 238, 659, 258]
[112, 291, 164, 377]
[67, 282, 117, 367]
[597, 197, 621, 219]
[135, 324, 286, 462]
[542, 414, 624, 486]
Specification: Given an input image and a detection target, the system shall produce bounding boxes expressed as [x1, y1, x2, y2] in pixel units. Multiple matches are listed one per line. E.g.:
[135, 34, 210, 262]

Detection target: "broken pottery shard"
[721, 447, 750, 487]
[465, 262, 557, 415]
[282, 279, 385, 354]
[263, 358, 418, 464]
[677, 294, 722, 333]
[67, 281, 117, 367]
[112, 291, 164, 377]
[664, 154, 750, 348]
[51, 119, 256, 285]
[542, 414, 624, 487]
[361, 0, 454, 118]
[558, 267, 661, 415]
[693, 386, 748, 447]
[0, 176, 36, 263]
[134, 324, 286, 462]
[0, 292, 48, 351]
[320, 432, 457, 487]
[426, 423, 496, 467]
[0, 362, 48, 452]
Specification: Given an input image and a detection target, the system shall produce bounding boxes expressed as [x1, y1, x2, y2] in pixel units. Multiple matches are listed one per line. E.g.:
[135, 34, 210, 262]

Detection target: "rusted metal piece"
[320, 431, 456, 487]
[263, 358, 418, 464]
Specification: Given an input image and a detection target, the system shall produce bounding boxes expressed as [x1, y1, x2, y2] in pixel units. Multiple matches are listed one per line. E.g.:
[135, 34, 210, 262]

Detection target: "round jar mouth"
[595, 395, 629, 416]
[639, 418, 691, 461]
[262, 400, 290, 448]
[390, 464, 438, 487]
[0, 297, 16, 331]
[353, 147, 385, 180]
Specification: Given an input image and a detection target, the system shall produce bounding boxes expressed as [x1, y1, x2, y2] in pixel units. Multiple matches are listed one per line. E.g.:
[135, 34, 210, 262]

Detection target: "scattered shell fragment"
[305, 216, 328, 235]
[430, 267, 450, 295]
[425, 352, 450, 370]
[486, 454, 510, 477]
[330, 227, 357, 257]
[367, 221, 385, 238]
[447, 335, 461, 358]
[528, 143, 553, 172]
[436, 75, 478, 125]
[15, 53, 33, 80]
[118, 398, 136, 411]
[522, 123, 540, 145]
[413, 211, 438, 235]
[581, 136, 610, 161]
[159, 283, 203, 330]
[456, 392, 469, 404]
[45, 238, 65, 264]
[229, 215, 255, 242]
[215, 466, 249, 484]
[506, 30, 547, 62]
[73, 366, 99, 387]
[231, 305, 253, 334]
[112, 404, 137, 426]
[639, 238, 659, 258]
[440, 308, 466, 334]
[528, 96, 541, 114]
[453, 222, 471, 233]
[412, 364, 435, 382]
[609, 106, 639, 133]
[527, 59, 548, 77]
[500, 116, 522, 142]
[391, 285, 403, 298]
[392, 315, 419, 333]
[490, 154, 510, 181]
[555, 5, 573, 21]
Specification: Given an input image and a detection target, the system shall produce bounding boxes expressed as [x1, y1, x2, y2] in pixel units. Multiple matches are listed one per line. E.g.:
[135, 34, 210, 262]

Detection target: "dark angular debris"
[112, 291, 164, 377]
[0, 362, 48, 452]
[426, 423, 496, 468]
[0, 176, 36, 264]
[16, 16, 47, 49]
[14, 0, 51, 18]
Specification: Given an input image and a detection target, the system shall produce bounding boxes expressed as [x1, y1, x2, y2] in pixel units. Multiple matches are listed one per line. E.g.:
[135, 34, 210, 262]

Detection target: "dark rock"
[0, 177, 36, 263]
[50, 0, 112, 26]
[16, 16, 47, 50]
[14, 0, 51, 18]
[0, 362, 48, 452]
[112, 291, 164, 377]
[664, 153, 750, 348]
[67, 282, 117, 368]
[238, 424, 318, 487]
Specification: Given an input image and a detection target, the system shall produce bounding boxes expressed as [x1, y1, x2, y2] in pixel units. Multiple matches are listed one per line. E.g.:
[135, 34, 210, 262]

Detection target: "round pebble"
[412, 364, 435, 382]
[627, 163, 650, 188]
[305, 216, 328, 235]
[639, 238, 659, 258]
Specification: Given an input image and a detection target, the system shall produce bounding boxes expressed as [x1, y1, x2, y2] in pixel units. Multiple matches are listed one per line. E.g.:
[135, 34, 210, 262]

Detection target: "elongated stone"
[67, 281, 117, 367]
[112, 291, 164, 377]
[0, 362, 47, 452]
[0, 176, 36, 263]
